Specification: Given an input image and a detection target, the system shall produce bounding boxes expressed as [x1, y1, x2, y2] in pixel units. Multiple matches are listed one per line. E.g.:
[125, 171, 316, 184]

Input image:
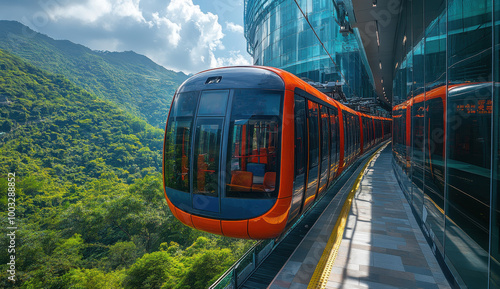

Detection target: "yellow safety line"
[308, 142, 389, 289]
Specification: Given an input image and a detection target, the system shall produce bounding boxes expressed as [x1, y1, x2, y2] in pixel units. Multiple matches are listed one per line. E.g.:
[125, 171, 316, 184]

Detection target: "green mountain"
[0, 20, 188, 128]
[0, 48, 252, 288]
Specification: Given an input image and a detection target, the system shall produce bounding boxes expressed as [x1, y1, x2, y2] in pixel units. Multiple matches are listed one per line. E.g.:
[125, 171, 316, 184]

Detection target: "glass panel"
[198, 90, 229, 116]
[226, 90, 282, 198]
[305, 100, 320, 204]
[491, 0, 500, 285]
[164, 92, 199, 192]
[445, 0, 492, 286]
[193, 119, 223, 196]
[446, 83, 492, 287]
[411, 99, 425, 218]
[319, 105, 330, 192]
[164, 119, 192, 192]
[423, 5, 447, 250]
[424, 96, 445, 247]
[171, 91, 198, 117]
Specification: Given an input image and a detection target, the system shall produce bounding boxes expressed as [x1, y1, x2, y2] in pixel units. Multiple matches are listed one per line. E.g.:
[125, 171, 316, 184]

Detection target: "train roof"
[181, 66, 390, 121]
[177, 66, 285, 93]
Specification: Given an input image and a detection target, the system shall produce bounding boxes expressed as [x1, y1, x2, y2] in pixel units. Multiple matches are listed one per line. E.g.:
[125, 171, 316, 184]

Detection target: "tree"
[124, 251, 184, 289]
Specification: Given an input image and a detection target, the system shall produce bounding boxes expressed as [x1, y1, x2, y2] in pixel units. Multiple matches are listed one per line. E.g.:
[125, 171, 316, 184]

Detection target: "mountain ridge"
[0, 20, 188, 128]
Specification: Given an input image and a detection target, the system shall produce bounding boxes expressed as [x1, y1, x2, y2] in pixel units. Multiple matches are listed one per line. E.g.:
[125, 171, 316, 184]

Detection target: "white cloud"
[5, 0, 250, 74]
[48, 0, 145, 24]
[226, 22, 243, 33]
[148, 0, 226, 72]
[216, 50, 252, 67]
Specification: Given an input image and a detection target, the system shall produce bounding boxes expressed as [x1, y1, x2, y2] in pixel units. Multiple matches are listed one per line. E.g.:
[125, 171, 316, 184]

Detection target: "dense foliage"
[0, 20, 188, 128]
[0, 49, 253, 288]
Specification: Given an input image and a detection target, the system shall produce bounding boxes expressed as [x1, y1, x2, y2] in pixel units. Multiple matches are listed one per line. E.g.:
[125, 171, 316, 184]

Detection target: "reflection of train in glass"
[162, 66, 391, 239]
[392, 82, 493, 250]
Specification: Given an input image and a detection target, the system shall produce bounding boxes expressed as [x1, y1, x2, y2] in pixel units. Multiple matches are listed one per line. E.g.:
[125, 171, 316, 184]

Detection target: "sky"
[0, 0, 253, 74]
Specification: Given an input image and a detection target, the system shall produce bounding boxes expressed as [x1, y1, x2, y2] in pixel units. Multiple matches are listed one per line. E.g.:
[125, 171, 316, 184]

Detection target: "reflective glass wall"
[392, 0, 499, 287]
[244, 0, 376, 99]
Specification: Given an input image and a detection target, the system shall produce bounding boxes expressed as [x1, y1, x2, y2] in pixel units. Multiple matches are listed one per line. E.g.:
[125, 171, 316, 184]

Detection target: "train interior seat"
[230, 171, 253, 191]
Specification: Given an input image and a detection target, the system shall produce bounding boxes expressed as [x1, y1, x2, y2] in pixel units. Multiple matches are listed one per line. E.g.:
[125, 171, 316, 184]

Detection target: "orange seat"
[230, 171, 253, 191]
[259, 148, 268, 164]
[263, 172, 276, 192]
[252, 171, 276, 192]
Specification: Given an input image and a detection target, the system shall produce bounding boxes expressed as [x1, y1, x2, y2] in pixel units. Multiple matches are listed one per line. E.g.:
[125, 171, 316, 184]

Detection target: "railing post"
[233, 264, 238, 288]
[252, 248, 256, 268]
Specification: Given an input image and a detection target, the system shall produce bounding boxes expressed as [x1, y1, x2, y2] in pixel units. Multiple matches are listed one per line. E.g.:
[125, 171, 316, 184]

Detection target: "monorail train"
[392, 82, 493, 251]
[162, 66, 391, 239]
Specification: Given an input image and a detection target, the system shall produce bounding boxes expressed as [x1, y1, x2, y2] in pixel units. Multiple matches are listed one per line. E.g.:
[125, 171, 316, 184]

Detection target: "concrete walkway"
[269, 146, 451, 289]
[326, 147, 450, 289]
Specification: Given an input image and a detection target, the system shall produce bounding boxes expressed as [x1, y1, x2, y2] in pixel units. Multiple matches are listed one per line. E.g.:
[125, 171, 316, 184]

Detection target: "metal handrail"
[209, 239, 274, 289]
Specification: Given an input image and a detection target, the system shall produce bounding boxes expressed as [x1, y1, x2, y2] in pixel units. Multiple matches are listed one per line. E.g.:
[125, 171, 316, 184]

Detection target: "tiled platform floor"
[270, 146, 450, 289]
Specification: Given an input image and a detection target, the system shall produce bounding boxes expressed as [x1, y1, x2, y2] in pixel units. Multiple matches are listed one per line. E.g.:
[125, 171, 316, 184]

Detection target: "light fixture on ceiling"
[376, 30, 380, 46]
[403, 35, 407, 45]
[379, 61, 382, 70]
[372, 0, 377, 7]
[381, 78, 383, 84]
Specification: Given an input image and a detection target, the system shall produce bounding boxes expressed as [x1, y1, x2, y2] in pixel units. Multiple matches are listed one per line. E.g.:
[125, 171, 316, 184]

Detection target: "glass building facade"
[244, 0, 376, 99]
[392, 0, 499, 287]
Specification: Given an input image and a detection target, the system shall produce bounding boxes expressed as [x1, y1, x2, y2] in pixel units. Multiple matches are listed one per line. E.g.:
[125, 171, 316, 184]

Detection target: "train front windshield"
[164, 89, 282, 214]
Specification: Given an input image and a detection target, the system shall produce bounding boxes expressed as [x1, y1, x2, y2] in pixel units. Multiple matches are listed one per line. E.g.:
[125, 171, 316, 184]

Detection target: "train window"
[226, 90, 282, 198]
[342, 113, 348, 164]
[329, 107, 339, 182]
[198, 90, 229, 116]
[355, 116, 360, 154]
[319, 105, 330, 192]
[294, 96, 306, 182]
[305, 101, 320, 204]
[164, 92, 199, 192]
[171, 91, 198, 117]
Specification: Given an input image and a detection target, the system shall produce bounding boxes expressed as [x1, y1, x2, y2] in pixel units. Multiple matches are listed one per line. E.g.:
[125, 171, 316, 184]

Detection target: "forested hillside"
[0, 49, 252, 288]
[0, 20, 188, 128]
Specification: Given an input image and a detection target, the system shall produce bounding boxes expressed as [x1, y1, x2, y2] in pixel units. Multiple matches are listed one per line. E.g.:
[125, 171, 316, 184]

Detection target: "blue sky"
[0, 0, 252, 74]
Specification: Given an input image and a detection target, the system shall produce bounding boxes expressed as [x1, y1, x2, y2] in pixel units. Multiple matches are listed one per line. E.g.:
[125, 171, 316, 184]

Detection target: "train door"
[303, 100, 320, 210]
[191, 90, 229, 213]
[192, 118, 224, 212]
[290, 95, 306, 221]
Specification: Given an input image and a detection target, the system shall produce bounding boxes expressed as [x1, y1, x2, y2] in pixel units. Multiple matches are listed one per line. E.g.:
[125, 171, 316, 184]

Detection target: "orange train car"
[162, 66, 391, 239]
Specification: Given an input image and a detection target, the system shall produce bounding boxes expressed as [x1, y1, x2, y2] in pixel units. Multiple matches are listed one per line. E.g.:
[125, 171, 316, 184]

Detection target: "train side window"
[355, 117, 358, 150]
[342, 113, 348, 163]
[319, 105, 330, 192]
[294, 96, 306, 181]
[164, 91, 199, 192]
[225, 89, 282, 198]
[329, 108, 338, 181]
[305, 101, 320, 202]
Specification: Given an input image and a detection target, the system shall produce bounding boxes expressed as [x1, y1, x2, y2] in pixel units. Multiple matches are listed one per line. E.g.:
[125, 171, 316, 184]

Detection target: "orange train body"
[163, 66, 391, 239]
